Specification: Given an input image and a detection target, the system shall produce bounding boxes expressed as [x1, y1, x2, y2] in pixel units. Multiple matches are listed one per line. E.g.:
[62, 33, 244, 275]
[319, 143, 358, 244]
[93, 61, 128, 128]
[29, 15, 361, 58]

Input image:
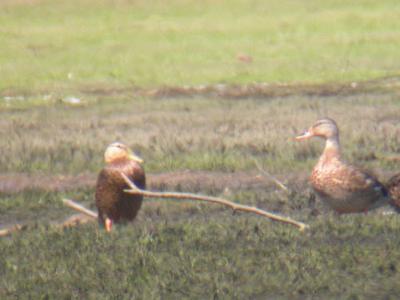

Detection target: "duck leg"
[105, 218, 113, 232]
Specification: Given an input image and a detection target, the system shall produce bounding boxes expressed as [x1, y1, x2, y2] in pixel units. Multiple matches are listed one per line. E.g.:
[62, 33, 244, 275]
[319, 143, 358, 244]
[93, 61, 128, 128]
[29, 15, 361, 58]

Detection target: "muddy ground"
[0, 170, 307, 194]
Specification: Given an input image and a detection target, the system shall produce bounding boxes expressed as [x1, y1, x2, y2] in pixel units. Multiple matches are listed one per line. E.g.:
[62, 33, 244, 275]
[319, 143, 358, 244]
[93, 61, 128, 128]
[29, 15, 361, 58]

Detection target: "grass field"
[1, 0, 400, 92]
[2, 0, 400, 299]
[2, 92, 400, 298]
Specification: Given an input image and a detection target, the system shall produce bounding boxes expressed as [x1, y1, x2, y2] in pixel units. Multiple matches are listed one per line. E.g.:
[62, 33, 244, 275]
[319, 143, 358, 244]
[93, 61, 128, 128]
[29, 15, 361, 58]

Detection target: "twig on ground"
[60, 213, 97, 227]
[0, 200, 97, 237]
[0, 224, 27, 237]
[381, 155, 400, 162]
[62, 198, 98, 219]
[253, 159, 290, 193]
[121, 173, 308, 231]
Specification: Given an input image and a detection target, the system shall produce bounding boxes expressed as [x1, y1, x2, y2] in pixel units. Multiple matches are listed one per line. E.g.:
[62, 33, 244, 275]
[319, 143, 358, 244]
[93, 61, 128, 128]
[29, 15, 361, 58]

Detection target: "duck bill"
[129, 152, 144, 164]
[295, 130, 313, 141]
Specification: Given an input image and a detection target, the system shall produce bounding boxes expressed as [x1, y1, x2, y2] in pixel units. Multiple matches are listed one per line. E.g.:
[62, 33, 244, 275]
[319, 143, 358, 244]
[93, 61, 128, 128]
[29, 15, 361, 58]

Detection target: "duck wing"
[95, 161, 146, 222]
[387, 173, 400, 210]
[334, 164, 388, 206]
[95, 166, 123, 222]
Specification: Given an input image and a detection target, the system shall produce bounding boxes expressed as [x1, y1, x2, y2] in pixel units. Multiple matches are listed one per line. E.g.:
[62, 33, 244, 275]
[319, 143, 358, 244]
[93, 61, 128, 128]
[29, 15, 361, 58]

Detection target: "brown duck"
[95, 142, 146, 232]
[296, 118, 388, 213]
[387, 174, 400, 211]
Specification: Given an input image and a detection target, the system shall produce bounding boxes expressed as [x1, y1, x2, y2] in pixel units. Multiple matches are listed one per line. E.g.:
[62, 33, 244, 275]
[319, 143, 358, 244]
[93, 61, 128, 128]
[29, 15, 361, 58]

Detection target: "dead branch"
[0, 205, 96, 238]
[253, 159, 290, 193]
[121, 173, 308, 231]
[0, 224, 27, 237]
[62, 198, 98, 219]
[60, 213, 97, 227]
[382, 155, 400, 162]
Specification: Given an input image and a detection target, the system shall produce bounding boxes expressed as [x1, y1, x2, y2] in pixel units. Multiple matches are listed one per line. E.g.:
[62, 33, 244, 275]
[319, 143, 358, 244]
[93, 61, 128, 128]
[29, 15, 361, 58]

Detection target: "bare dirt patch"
[2, 169, 395, 194]
[4, 76, 399, 100]
[0, 173, 96, 194]
[0, 170, 310, 194]
[76, 75, 400, 99]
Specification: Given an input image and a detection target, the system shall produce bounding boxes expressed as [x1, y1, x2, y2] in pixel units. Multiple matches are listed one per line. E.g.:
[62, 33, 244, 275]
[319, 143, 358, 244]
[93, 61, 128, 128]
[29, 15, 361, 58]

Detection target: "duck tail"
[388, 198, 400, 213]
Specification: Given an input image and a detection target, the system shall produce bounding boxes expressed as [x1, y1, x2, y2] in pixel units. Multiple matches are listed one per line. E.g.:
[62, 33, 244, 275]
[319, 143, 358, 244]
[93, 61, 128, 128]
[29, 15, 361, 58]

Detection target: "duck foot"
[105, 218, 113, 232]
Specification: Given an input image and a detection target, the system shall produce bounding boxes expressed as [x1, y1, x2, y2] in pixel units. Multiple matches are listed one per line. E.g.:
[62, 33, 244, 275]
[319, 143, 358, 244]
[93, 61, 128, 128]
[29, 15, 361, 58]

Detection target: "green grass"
[2, 1, 400, 298]
[1, 92, 400, 175]
[1, 0, 400, 92]
[1, 90, 400, 298]
[1, 170, 399, 298]
[0, 189, 94, 228]
[2, 213, 400, 299]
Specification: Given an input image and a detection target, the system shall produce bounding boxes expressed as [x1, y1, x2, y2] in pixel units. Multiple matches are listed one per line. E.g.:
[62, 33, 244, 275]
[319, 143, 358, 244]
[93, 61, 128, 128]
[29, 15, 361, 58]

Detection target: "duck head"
[296, 118, 339, 141]
[104, 142, 144, 164]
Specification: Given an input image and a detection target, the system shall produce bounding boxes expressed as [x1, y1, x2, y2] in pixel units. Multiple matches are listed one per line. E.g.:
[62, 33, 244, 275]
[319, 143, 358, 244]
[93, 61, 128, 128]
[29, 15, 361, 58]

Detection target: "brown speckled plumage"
[311, 153, 387, 213]
[95, 144, 146, 229]
[387, 174, 400, 210]
[297, 118, 388, 213]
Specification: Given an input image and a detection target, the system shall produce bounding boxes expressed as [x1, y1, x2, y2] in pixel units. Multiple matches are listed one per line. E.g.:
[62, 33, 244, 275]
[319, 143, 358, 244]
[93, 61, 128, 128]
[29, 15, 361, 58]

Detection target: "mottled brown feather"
[387, 173, 400, 210]
[299, 118, 388, 213]
[311, 157, 388, 213]
[95, 158, 146, 226]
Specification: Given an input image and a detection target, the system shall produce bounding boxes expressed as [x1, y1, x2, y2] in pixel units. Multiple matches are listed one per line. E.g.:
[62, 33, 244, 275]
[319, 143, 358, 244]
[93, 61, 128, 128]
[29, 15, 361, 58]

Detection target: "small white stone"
[63, 96, 81, 104]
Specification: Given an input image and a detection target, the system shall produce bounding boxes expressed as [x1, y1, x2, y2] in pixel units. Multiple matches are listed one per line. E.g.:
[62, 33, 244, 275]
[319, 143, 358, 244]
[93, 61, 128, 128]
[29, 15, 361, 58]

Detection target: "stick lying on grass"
[0, 224, 27, 237]
[2, 175, 307, 237]
[121, 173, 308, 231]
[62, 198, 98, 219]
[0, 203, 97, 237]
[253, 158, 290, 194]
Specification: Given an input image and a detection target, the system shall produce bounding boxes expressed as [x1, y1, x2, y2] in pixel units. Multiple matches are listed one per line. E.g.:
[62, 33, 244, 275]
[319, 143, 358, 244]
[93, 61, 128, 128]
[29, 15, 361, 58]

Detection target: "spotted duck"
[95, 142, 146, 232]
[296, 118, 388, 213]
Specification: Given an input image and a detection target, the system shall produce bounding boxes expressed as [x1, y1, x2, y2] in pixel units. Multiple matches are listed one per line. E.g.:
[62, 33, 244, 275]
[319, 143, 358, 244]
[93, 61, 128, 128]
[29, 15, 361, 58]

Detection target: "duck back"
[95, 159, 146, 225]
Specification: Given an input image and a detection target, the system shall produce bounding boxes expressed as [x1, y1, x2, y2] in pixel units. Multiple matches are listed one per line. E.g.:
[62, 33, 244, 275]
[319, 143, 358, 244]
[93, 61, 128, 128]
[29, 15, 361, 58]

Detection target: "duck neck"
[107, 157, 130, 165]
[320, 136, 341, 163]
